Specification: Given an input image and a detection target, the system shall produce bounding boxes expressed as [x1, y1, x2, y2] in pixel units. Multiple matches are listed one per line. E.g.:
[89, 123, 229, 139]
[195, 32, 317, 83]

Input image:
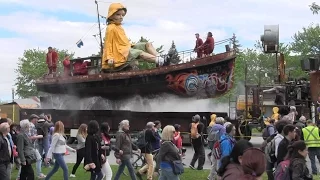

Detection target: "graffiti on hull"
[166, 60, 235, 98]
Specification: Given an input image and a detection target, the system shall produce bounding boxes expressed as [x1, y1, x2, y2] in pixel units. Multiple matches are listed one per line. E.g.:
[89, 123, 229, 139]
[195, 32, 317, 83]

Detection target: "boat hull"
[36, 51, 236, 99]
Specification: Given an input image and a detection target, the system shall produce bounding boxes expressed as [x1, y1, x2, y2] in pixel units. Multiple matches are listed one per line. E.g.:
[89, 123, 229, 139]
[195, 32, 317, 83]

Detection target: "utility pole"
[95, 0, 104, 56]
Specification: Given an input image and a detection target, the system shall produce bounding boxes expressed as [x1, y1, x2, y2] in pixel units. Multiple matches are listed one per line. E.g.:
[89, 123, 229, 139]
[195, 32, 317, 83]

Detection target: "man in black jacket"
[136, 122, 157, 180]
[277, 124, 296, 164]
[0, 119, 13, 180]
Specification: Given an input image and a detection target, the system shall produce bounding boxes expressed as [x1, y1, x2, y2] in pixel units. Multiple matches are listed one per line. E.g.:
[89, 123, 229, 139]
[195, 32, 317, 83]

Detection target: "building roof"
[3, 97, 40, 109]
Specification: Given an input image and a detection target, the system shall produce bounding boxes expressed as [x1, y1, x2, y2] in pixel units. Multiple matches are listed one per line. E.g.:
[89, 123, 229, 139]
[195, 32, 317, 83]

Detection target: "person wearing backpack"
[262, 119, 276, 140]
[276, 124, 296, 165]
[219, 124, 236, 164]
[274, 141, 312, 180]
[301, 120, 320, 175]
[207, 117, 225, 160]
[36, 114, 53, 164]
[265, 120, 290, 180]
[189, 114, 205, 170]
[136, 122, 157, 180]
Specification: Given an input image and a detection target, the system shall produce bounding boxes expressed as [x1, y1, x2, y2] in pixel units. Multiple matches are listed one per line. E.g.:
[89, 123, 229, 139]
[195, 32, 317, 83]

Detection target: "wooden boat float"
[36, 51, 236, 99]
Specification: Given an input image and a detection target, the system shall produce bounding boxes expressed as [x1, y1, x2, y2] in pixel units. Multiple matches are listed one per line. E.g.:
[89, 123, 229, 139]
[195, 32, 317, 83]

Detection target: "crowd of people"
[0, 107, 319, 180]
[202, 108, 319, 180]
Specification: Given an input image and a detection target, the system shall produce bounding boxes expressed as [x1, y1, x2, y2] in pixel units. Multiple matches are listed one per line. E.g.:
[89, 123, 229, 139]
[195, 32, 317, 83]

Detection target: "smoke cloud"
[40, 93, 230, 113]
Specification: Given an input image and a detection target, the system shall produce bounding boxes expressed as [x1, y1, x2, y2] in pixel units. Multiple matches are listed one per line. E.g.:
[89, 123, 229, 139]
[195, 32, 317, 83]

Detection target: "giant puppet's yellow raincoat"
[271, 107, 280, 121]
[102, 3, 147, 70]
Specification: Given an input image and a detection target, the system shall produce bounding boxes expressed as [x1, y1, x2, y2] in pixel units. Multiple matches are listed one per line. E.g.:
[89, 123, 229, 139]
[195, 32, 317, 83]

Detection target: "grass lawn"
[11, 164, 210, 180]
[10, 164, 320, 180]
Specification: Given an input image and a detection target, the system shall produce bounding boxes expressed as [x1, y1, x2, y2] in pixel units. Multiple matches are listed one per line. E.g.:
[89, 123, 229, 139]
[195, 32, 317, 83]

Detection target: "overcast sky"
[0, 0, 318, 101]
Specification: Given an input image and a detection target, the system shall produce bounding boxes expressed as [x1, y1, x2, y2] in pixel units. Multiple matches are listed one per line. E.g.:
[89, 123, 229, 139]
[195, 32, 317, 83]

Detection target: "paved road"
[65, 137, 319, 171]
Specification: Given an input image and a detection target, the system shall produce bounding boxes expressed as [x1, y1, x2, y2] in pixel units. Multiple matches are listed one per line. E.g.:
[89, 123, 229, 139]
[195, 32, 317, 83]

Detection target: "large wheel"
[244, 125, 252, 141]
[239, 121, 252, 141]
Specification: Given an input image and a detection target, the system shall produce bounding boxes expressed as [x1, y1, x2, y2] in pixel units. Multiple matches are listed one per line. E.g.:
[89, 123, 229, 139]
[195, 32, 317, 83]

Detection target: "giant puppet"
[101, 3, 170, 72]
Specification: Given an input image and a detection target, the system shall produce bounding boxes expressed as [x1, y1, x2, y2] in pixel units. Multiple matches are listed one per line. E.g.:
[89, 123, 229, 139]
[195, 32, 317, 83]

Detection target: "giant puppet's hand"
[107, 59, 114, 66]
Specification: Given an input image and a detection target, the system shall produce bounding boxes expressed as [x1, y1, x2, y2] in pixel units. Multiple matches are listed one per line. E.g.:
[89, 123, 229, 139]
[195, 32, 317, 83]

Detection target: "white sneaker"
[156, 56, 165, 66]
[70, 174, 76, 178]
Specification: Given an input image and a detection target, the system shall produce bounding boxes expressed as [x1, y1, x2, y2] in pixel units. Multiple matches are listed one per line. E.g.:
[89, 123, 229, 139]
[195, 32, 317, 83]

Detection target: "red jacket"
[46, 51, 58, 67]
[63, 58, 71, 76]
[195, 38, 203, 52]
[203, 37, 215, 53]
[174, 131, 182, 149]
[74, 61, 88, 75]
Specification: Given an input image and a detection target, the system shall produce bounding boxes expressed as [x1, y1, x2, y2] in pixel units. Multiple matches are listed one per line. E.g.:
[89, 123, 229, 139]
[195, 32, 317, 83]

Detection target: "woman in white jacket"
[45, 121, 76, 180]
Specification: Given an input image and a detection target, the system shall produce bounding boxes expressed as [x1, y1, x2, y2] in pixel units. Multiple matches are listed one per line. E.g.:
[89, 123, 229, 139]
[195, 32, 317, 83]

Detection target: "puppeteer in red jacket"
[73, 59, 90, 75]
[62, 55, 71, 76]
[200, 32, 215, 56]
[46, 47, 58, 75]
[194, 33, 204, 58]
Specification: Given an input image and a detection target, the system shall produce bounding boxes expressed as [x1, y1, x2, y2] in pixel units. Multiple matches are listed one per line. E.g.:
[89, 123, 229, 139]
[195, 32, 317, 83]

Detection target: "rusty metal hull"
[36, 52, 236, 99]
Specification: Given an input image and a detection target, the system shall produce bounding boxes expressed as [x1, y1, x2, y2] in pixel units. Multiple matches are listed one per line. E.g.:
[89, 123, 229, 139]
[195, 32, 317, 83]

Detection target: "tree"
[216, 41, 306, 103]
[310, 2, 320, 14]
[166, 41, 181, 64]
[15, 48, 74, 98]
[291, 24, 320, 57]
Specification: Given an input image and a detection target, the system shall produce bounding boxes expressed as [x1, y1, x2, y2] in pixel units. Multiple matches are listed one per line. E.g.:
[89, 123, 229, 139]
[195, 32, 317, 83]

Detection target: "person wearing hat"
[194, 33, 203, 58]
[189, 114, 205, 170]
[136, 121, 157, 180]
[101, 3, 168, 72]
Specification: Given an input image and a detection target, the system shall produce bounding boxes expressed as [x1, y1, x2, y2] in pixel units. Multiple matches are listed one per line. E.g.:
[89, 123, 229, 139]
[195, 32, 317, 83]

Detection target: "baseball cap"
[146, 122, 155, 127]
[192, 114, 200, 121]
[29, 114, 39, 120]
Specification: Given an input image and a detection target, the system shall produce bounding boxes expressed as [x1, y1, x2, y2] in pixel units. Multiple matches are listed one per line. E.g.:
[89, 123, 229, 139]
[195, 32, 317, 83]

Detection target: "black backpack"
[136, 130, 147, 148]
[36, 126, 46, 137]
[262, 126, 272, 140]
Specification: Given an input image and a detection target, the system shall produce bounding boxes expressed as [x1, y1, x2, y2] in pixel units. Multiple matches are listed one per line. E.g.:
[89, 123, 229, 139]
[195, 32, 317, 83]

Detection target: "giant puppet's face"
[111, 9, 126, 24]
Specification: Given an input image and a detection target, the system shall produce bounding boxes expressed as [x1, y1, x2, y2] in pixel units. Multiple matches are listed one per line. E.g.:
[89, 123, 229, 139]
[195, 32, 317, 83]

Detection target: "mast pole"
[95, 0, 103, 56]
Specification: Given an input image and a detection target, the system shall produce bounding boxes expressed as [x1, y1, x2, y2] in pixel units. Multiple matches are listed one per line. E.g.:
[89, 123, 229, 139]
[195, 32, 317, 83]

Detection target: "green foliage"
[291, 23, 320, 57]
[310, 2, 320, 14]
[216, 41, 307, 103]
[15, 48, 74, 98]
[167, 41, 182, 64]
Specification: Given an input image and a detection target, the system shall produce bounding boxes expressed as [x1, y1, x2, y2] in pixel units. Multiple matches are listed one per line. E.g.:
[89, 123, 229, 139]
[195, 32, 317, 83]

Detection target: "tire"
[131, 153, 145, 169]
[244, 125, 252, 141]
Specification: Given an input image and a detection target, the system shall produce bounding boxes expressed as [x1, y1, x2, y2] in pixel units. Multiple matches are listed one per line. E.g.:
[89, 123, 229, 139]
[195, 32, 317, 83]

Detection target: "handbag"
[171, 160, 184, 175]
[25, 148, 37, 164]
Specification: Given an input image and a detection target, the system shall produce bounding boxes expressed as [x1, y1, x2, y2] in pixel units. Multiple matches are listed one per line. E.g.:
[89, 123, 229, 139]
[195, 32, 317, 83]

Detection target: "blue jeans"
[91, 170, 103, 180]
[38, 136, 50, 158]
[308, 147, 320, 174]
[45, 153, 68, 180]
[159, 167, 180, 180]
[113, 159, 136, 180]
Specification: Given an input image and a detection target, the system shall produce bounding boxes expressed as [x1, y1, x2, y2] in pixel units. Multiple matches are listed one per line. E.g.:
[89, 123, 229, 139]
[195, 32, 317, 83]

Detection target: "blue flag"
[76, 40, 84, 48]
